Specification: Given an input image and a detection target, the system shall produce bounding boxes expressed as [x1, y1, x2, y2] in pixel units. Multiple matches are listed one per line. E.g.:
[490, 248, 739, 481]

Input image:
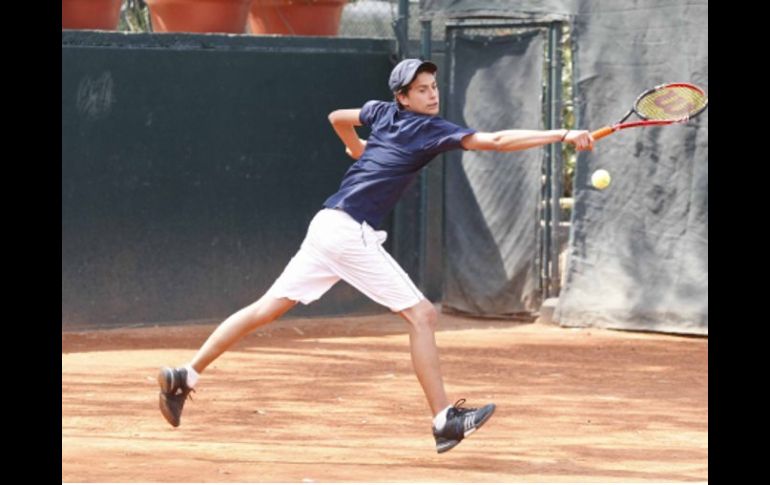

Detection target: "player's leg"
[315, 212, 496, 453]
[317, 219, 450, 415]
[399, 300, 495, 454]
[312, 216, 449, 412]
[190, 295, 297, 372]
[398, 299, 450, 415]
[335, 248, 496, 453]
[157, 294, 297, 427]
[158, 213, 342, 427]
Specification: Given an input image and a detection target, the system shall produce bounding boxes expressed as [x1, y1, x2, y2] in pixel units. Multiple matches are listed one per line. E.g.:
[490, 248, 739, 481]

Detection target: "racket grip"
[591, 126, 615, 140]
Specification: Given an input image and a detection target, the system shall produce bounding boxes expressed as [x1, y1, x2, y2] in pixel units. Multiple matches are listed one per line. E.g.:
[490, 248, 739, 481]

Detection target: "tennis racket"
[591, 83, 708, 140]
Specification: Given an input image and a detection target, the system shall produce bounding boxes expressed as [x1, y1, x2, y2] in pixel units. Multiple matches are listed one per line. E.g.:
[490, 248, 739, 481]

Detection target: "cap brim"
[418, 61, 438, 73]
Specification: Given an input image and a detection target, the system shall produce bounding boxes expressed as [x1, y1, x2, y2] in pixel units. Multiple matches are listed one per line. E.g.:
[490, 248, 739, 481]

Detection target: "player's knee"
[425, 306, 439, 332]
[415, 303, 439, 333]
[401, 300, 439, 333]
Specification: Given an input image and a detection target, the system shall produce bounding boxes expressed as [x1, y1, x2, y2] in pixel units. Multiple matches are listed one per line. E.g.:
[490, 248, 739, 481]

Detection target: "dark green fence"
[62, 32, 396, 328]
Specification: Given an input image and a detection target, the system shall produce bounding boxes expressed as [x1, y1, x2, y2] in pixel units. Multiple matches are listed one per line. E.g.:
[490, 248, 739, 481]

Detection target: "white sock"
[432, 405, 452, 431]
[184, 364, 199, 388]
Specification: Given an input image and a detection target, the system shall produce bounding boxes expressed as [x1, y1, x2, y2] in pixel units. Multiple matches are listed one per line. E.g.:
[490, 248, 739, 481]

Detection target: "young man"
[157, 59, 594, 454]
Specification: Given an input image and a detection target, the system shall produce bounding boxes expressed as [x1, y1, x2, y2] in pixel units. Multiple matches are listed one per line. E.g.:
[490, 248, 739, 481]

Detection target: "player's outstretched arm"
[461, 129, 594, 152]
[328, 109, 367, 160]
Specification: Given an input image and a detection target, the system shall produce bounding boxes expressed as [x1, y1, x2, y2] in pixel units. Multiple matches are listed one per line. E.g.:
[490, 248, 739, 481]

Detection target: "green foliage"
[560, 22, 576, 197]
[118, 0, 152, 33]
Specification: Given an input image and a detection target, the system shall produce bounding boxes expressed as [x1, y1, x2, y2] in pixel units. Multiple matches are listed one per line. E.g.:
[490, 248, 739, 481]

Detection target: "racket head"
[633, 83, 708, 121]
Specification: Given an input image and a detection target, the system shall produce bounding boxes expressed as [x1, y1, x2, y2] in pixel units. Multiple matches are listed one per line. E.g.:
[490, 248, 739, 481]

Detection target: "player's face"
[398, 72, 440, 115]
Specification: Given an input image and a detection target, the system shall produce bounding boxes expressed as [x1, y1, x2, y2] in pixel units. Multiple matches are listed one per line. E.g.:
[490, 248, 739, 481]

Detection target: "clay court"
[62, 312, 708, 482]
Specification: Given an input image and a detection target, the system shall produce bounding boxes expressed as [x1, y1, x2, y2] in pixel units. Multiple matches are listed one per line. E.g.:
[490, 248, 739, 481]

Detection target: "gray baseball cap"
[388, 58, 438, 92]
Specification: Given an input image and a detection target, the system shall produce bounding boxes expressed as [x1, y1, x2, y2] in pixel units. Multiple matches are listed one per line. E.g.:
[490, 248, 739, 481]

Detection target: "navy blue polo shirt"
[323, 100, 476, 228]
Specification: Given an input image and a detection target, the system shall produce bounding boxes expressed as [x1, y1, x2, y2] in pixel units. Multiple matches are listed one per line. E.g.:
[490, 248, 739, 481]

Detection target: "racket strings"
[635, 85, 707, 121]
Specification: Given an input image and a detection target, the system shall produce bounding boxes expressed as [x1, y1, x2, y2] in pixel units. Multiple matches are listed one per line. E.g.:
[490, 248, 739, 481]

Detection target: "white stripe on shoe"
[169, 368, 176, 390]
[464, 414, 476, 432]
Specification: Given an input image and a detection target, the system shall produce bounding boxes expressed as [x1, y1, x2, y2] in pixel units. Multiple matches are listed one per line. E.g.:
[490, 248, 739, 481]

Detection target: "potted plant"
[247, 0, 348, 36]
[145, 0, 254, 33]
[62, 0, 123, 30]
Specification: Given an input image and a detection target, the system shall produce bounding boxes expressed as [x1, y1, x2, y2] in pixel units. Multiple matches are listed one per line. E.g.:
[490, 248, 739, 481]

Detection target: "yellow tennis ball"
[591, 169, 611, 190]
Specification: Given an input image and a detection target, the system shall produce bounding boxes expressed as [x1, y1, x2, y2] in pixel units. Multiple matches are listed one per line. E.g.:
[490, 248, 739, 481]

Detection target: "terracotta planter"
[248, 0, 347, 36]
[145, 0, 253, 33]
[62, 0, 123, 30]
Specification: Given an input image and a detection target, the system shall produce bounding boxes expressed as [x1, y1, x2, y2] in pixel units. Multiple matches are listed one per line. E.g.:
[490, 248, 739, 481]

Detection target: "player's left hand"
[346, 139, 367, 159]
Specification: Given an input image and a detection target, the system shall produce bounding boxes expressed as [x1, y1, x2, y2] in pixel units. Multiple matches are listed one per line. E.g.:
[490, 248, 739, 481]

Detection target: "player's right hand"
[565, 130, 594, 151]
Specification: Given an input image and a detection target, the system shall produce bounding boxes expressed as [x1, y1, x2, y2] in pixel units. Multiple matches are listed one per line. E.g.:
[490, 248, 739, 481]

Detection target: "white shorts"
[265, 208, 425, 312]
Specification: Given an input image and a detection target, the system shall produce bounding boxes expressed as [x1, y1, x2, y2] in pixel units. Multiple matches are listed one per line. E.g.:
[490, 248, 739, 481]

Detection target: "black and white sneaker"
[432, 399, 496, 453]
[158, 366, 194, 427]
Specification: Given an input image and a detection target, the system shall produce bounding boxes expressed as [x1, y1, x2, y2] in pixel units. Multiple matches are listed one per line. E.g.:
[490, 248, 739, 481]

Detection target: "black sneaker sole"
[436, 404, 496, 454]
[158, 393, 181, 427]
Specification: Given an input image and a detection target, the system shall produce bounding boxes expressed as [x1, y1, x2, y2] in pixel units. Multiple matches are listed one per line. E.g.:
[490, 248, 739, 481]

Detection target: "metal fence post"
[548, 22, 564, 297]
[394, 0, 410, 58]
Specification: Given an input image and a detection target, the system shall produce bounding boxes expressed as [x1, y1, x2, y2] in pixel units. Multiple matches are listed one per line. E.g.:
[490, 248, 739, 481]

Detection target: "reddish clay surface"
[62, 313, 707, 482]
